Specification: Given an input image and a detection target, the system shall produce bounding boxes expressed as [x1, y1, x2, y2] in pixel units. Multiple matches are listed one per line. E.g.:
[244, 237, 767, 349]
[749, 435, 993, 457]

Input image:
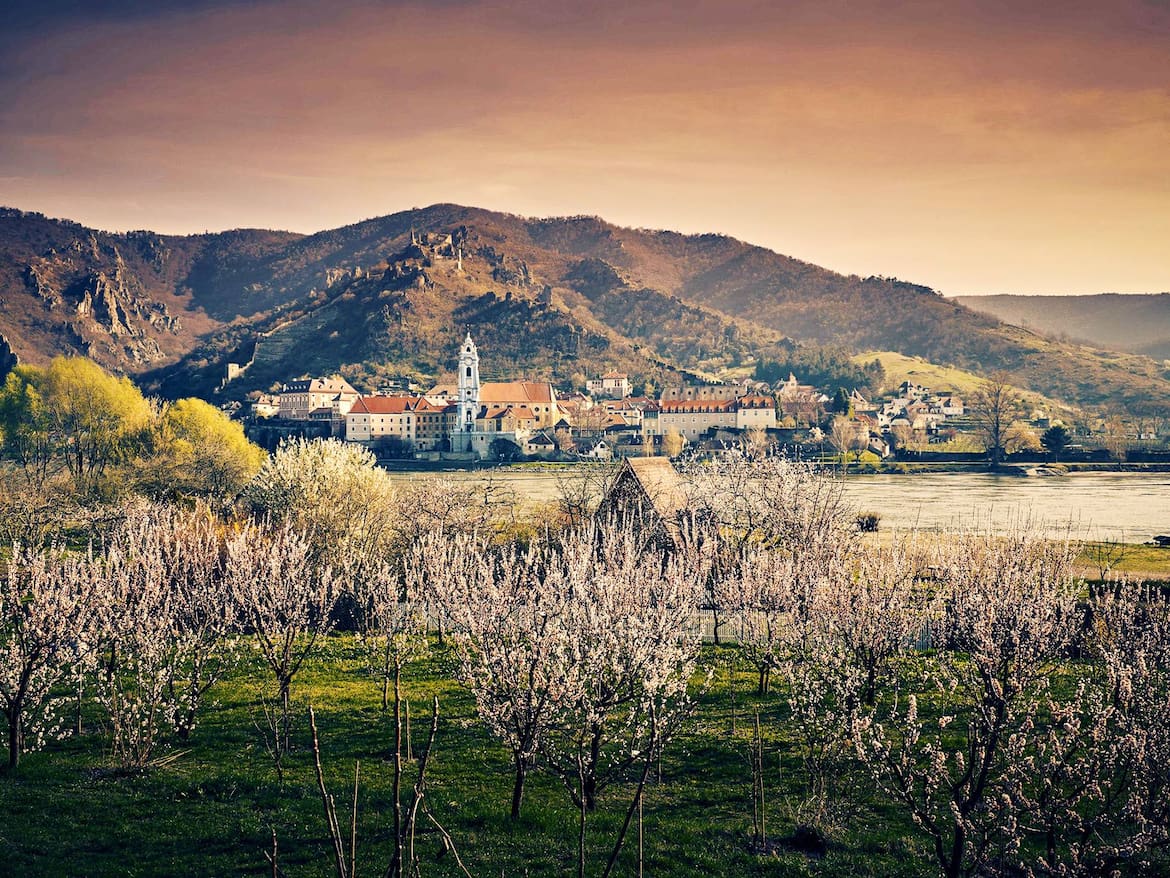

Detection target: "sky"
[1, 0, 1168, 296]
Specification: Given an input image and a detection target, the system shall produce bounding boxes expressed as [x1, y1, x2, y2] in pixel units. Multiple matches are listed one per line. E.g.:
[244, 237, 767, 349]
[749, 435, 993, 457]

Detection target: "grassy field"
[852, 350, 1071, 415]
[1074, 541, 1170, 582]
[0, 639, 931, 878]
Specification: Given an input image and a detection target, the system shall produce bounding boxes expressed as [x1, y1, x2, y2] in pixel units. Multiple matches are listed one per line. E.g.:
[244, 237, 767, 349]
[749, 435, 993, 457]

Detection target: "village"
[246, 333, 980, 463]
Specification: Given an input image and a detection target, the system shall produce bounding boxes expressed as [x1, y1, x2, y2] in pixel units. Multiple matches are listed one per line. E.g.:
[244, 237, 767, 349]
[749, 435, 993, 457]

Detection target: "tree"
[142, 398, 264, 501]
[0, 545, 96, 768]
[90, 502, 238, 767]
[821, 540, 922, 709]
[0, 474, 74, 548]
[1003, 420, 1041, 454]
[828, 416, 859, 470]
[1103, 414, 1129, 461]
[420, 518, 706, 874]
[372, 435, 414, 460]
[0, 358, 153, 494]
[1040, 424, 1071, 460]
[165, 398, 263, 491]
[831, 387, 852, 416]
[662, 426, 685, 458]
[889, 423, 916, 452]
[554, 460, 621, 529]
[683, 450, 856, 649]
[540, 522, 705, 878]
[244, 438, 402, 575]
[226, 518, 336, 752]
[0, 368, 57, 489]
[47, 357, 153, 492]
[349, 556, 428, 877]
[970, 373, 1018, 466]
[740, 425, 770, 459]
[417, 531, 572, 820]
[854, 526, 1081, 878]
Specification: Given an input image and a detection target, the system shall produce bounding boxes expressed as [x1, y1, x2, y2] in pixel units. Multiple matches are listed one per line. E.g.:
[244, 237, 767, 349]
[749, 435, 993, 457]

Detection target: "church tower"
[456, 332, 480, 450]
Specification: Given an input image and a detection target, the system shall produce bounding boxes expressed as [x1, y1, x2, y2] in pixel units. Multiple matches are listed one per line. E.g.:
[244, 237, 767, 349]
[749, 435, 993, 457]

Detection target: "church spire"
[456, 331, 481, 450]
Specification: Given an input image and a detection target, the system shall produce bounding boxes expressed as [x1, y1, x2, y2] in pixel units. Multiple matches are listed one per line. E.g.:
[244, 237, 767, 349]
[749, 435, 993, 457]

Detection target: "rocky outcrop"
[17, 242, 182, 367]
[0, 333, 17, 380]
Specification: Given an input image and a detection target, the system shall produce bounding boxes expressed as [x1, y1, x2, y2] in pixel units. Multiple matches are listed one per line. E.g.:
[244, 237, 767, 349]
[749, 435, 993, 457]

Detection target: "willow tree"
[0, 357, 153, 494]
[140, 397, 265, 501]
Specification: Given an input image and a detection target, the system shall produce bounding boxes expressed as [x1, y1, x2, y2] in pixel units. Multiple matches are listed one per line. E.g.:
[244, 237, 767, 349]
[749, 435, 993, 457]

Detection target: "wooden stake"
[638, 792, 644, 878]
[755, 711, 766, 849]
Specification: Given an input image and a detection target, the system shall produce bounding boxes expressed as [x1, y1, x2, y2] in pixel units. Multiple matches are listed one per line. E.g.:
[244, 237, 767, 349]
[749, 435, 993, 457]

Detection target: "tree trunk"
[585, 723, 602, 811]
[7, 710, 22, 769]
[279, 676, 292, 755]
[600, 750, 655, 878]
[510, 757, 527, 820]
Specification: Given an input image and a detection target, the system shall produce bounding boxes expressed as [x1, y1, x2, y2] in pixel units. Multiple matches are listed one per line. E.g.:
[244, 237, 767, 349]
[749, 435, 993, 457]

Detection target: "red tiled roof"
[481, 404, 537, 421]
[427, 381, 555, 404]
[350, 396, 417, 415]
[480, 381, 555, 404]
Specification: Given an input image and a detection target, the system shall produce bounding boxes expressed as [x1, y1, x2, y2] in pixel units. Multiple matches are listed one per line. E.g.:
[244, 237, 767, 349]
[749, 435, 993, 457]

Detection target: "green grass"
[1074, 541, 1170, 581]
[852, 350, 1070, 415]
[0, 640, 931, 878]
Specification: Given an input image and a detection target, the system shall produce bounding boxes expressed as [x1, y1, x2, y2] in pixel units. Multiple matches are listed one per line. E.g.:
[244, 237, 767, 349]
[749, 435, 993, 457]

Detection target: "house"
[345, 394, 457, 450]
[661, 383, 746, 402]
[478, 404, 539, 435]
[251, 395, 280, 419]
[345, 396, 420, 445]
[581, 438, 613, 460]
[850, 389, 879, 415]
[937, 396, 964, 416]
[586, 373, 631, 399]
[412, 397, 457, 451]
[652, 395, 777, 442]
[523, 431, 557, 456]
[596, 457, 690, 548]
[279, 377, 359, 420]
[776, 374, 828, 423]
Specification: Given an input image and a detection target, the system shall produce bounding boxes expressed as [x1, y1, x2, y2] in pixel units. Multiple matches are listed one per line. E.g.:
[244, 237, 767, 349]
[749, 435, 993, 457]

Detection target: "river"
[387, 468, 1170, 543]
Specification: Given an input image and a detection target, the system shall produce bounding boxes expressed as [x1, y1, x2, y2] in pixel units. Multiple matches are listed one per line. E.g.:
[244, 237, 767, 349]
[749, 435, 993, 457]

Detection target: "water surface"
[388, 468, 1170, 542]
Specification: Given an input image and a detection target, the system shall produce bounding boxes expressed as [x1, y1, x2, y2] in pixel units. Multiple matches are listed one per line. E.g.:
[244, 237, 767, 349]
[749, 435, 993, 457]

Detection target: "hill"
[0, 207, 301, 373]
[853, 351, 1072, 417]
[3, 205, 1169, 410]
[955, 294, 1170, 360]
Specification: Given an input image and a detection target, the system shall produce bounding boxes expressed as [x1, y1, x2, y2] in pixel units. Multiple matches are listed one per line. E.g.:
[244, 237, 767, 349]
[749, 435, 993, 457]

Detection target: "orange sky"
[1, 0, 1168, 295]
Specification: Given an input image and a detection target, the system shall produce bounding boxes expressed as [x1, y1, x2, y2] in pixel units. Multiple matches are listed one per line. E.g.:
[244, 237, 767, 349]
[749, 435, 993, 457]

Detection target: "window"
[466, 366, 472, 377]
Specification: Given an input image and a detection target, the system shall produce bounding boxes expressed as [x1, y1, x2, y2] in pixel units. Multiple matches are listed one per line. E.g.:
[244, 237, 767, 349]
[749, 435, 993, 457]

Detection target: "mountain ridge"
[2, 204, 1169, 411]
[956, 293, 1170, 361]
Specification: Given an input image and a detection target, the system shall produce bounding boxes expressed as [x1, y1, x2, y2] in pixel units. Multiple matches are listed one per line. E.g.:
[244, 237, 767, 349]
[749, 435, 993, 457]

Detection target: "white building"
[278, 377, 359, 420]
[587, 373, 631, 399]
[649, 394, 776, 442]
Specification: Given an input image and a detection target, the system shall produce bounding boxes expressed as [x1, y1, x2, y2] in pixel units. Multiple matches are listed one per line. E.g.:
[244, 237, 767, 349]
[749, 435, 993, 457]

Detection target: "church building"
[430, 333, 561, 457]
